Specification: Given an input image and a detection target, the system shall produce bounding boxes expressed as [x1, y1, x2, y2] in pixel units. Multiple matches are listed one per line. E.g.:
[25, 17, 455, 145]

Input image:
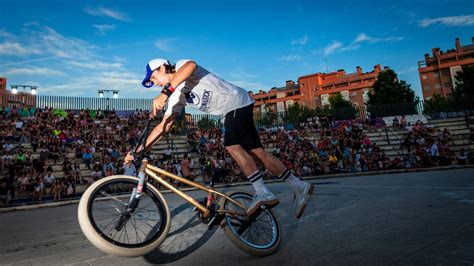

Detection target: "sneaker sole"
[296, 184, 315, 219]
[246, 198, 280, 217]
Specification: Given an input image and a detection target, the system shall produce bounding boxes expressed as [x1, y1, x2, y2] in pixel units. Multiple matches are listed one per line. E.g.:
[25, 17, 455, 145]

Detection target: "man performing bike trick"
[125, 58, 315, 218]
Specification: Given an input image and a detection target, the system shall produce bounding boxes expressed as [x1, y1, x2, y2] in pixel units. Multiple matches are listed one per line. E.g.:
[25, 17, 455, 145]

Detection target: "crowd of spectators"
[400, 119, 474, 167]
[0, 105, 151, 204]
[0, 104, 473, 207]
[183, 118, 394, 181]
[184, 116, 473, 181]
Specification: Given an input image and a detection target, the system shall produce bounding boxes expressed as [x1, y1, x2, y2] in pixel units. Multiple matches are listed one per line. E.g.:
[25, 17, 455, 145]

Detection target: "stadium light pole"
[97, 90, 119, 110]
[10, 85, 38, 108]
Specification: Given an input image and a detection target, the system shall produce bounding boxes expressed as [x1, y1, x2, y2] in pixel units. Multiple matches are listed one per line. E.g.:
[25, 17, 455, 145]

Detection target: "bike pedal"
[207, 214, 224, 230]
[207, 217, 217, 230]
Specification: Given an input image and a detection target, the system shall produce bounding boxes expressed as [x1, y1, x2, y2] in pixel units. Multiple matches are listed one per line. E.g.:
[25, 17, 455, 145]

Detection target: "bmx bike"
[77, 118, 282, 257]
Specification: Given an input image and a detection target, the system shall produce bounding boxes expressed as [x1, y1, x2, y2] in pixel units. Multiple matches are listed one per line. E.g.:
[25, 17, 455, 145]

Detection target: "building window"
[424, 85, 431, 90]
[442, 69, 450, 76]
[444, 82, 452, 88]
[422, 74, 428, 80]
[432, 72, 439, 78]
[434, 84, 441, 89]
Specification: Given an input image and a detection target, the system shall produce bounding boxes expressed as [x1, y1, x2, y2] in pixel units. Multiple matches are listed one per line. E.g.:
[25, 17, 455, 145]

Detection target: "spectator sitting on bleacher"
[102, 157, 115, 176]
[43, 170, 55, 191]
[90, 163, 103, 181]
[181, 154, 195, 181]
[82, 149, 93, 169]
[51, 179, 62, 200]
[392, 117, 400, 129]
[458, 149, 468, 165]
[163, 146, 173, 161]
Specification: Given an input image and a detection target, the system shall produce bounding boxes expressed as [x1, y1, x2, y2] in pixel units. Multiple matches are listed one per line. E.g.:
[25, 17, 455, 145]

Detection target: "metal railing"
[0, 94, 152, 111]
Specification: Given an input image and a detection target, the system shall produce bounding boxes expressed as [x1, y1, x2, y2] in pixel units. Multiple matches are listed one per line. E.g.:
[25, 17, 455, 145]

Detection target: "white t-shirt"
[3, 143, 14, 151]
[44, 174, 55, 185]
[165, 59, 255, 116]
[15, 121, 24, 129]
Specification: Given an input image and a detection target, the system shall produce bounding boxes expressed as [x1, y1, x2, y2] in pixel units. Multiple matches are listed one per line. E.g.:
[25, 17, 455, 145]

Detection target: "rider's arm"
[169, 61, 196, 89]
[151, 61, 196, 118]
[160, 61, 196, 98]
[136, 113, 178, 154]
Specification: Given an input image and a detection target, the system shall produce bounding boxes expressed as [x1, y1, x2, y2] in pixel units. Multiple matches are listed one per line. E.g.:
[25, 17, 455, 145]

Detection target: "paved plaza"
[1, 168, 473, 265]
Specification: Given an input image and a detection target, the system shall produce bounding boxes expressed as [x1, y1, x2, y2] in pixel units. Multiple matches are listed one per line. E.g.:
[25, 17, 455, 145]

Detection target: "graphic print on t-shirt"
[185, 91, 200, 106]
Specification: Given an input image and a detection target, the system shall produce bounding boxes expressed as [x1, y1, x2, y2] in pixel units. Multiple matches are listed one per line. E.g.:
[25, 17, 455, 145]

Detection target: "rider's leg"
[249, 147, 305, 193]
[225, 144, 270, 195]
[250, 147, 315, 218]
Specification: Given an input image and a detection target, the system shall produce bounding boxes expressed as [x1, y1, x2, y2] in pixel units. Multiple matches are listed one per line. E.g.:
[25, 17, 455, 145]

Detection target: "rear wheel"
[219, 190, 281, 256]
[77, 175, 171, 257]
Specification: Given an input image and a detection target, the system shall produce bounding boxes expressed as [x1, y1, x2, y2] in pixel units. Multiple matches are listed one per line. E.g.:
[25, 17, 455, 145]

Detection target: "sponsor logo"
[199, 90, 212, 112]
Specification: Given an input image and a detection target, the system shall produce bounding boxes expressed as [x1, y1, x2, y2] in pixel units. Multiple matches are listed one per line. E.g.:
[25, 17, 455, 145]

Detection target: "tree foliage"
[368, 69, 419, 105]
[197, 115, 216, 130]
[328, 93, 352, 109]
[454, 65, 474, 97]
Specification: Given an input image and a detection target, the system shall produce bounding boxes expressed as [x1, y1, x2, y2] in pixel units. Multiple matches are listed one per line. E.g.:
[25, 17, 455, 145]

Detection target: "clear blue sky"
[0, 0, 473, 100]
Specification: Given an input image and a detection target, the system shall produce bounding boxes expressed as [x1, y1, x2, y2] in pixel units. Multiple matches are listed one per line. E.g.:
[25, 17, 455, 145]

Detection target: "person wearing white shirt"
[44, 172, 55, 186]
[3, 143, 14, 151]
[15, 119, 24, 131]
[125, 58, 313, 219]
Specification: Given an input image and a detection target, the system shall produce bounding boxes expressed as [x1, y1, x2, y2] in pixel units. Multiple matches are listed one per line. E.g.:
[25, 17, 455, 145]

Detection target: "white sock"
[279, 169, 304, 192]
[247, 170, 270, 195]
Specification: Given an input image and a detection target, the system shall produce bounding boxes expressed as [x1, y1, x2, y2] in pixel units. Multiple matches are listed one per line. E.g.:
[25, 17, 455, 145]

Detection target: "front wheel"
[219, 190, 282, 256]
[77, 175, 171, 257]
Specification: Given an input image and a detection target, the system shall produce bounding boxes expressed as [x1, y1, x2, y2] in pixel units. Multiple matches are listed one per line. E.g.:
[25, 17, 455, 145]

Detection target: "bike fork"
[115, 159, 148, 231]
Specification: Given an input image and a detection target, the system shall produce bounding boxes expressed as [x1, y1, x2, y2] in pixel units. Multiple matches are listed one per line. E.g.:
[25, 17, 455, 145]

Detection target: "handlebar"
[130, 110, 165, 163]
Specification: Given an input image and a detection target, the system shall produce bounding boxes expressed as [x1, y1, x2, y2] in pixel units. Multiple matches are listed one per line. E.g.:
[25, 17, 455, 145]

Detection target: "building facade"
[249, 80, 301, 114]
[298, 64, 385, 108]
[0, 77, 7, 107]
[418, 37, 474, 100]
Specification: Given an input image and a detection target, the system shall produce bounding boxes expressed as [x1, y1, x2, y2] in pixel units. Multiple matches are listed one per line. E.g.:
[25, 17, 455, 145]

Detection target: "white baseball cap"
[142, 58, 171, 88]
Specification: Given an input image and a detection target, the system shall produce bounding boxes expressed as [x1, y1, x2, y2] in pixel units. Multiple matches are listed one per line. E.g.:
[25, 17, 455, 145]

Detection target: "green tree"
[197, 115, 216, 130]
[328, 93, 357, 120]
[281, 103, 315, 127]
[255, 110, 278, 127]
[368, 69, 419, 105]
[423, 93, 455, 115]
[454, 65, 474, 97]
[328, 93, 353, 109]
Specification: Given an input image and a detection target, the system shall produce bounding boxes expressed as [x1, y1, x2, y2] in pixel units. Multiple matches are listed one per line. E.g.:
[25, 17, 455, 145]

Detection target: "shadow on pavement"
[144, 202, 217, 264]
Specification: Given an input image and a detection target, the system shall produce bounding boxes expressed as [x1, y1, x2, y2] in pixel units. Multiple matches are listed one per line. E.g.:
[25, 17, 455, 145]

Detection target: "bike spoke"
[224, 194, 278, 249]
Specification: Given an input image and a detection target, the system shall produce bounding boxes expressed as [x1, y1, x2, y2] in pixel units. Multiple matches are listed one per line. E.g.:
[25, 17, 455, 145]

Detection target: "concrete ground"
[0, 168, 473, 265]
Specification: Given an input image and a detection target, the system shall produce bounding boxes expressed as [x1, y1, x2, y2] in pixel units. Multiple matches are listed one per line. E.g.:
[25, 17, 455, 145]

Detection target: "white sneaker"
[246, 192, 279, 217]
[294, 182, 315, 219]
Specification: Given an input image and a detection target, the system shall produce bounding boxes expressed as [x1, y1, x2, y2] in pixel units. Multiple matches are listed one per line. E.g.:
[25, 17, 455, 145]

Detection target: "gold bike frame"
[144, 163, 247, 219]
